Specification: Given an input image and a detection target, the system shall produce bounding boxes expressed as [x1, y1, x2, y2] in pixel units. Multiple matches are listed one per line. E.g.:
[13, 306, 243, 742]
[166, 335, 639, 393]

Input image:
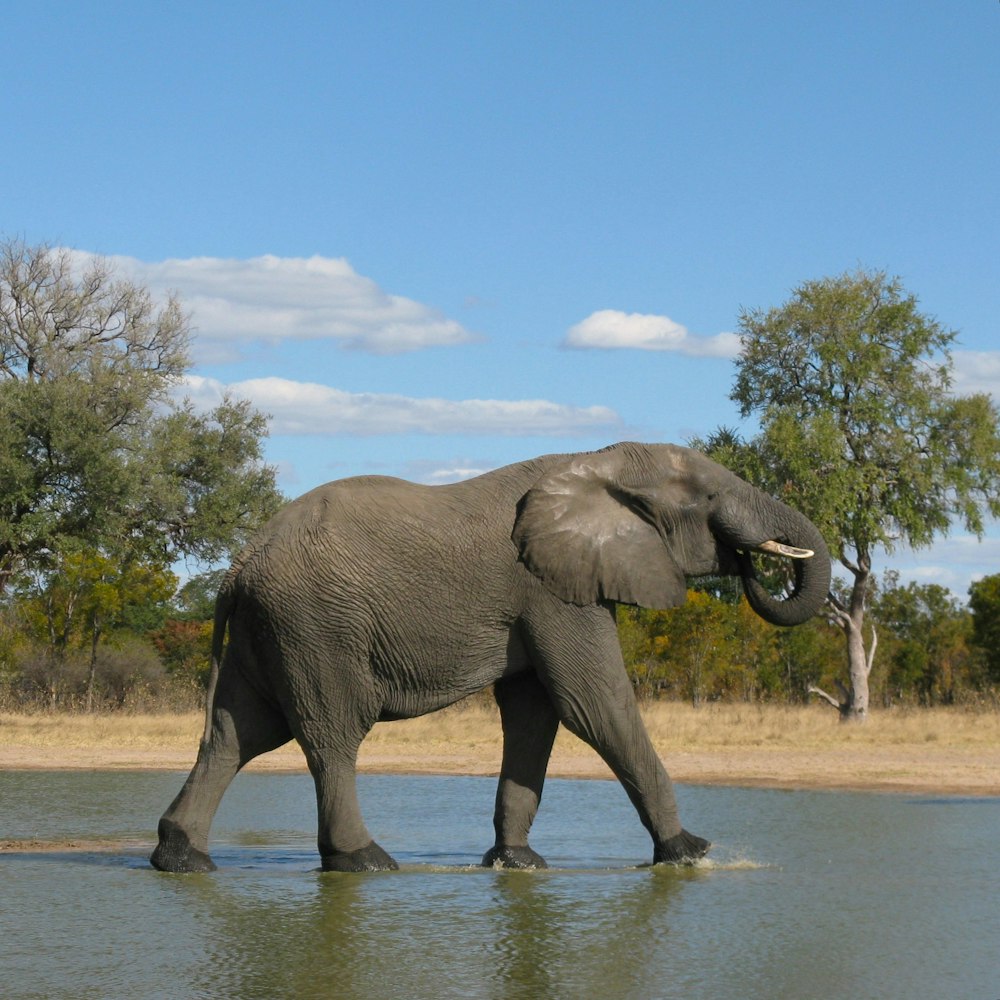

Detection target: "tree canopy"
[733, 268, 1000, 559]
[0, 238, 284, 592]
[968, 573, 1000, 686]
[711, 268, 1000, 720]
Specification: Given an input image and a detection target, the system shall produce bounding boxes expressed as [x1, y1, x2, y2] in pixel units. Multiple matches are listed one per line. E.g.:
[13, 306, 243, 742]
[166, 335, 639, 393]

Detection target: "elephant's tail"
[201, 566, 240, 746]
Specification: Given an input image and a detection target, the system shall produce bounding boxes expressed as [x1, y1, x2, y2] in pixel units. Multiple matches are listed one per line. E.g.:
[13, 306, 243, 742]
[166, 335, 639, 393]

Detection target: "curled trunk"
[734, 510, 831, 627]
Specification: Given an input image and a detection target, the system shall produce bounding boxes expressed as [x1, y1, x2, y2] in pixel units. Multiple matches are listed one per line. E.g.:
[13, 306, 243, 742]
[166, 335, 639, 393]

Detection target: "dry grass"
[3, 701, 999, 754]
[637, 701, 1000, 750]
[0, 711, 204, 750]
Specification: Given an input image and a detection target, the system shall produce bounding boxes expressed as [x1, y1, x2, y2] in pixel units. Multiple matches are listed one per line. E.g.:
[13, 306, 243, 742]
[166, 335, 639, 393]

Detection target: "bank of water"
[1, 771, 997, 999]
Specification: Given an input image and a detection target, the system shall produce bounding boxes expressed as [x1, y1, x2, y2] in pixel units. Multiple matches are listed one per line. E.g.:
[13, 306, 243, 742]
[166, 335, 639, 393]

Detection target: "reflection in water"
[489, 873, 564, 998]
[162, 864, 697, 1000]
[2, 772, 998, 1000]
[486, 868, 695, 1000]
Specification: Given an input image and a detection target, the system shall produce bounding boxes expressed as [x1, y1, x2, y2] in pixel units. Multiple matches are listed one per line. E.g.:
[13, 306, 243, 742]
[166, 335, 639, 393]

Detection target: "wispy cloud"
[886, 532, 1000, 598]
[182, 375, 623, 437]
[563, 309, 742, 358]
[401, 459, 495, 484]
[952, 351, 1000, 398]
[69, 251, 477, 358]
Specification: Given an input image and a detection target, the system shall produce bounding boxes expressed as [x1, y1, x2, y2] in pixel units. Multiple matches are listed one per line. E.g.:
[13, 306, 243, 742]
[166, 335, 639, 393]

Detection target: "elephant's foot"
[321, 840, 399, 872]
[150, 819, 217, 873]
[653, 829, 711, 866]
[482, 844, 548, 870]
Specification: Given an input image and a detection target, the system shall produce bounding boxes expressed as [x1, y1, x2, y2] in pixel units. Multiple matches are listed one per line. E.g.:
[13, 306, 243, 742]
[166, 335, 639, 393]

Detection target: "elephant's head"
[512, 441, 831, 627]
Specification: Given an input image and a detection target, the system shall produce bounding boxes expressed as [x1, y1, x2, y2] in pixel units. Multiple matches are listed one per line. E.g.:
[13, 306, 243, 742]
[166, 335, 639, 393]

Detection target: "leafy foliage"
[16, 549, 177, 654]
[2, 548, 218, 711]
[701, 267, 1000, 720]
[0, 237, 284, 710]
[173, 568, 229, 621]
[619, 593, 828, 705]
[151, 618, 214, 686]
[872, 572, 976, 704]
[0, 238, 284, 590]
[732, 268, 1000, 562]
[968, 574, 1000, 685]
[617, 576, 988, 708]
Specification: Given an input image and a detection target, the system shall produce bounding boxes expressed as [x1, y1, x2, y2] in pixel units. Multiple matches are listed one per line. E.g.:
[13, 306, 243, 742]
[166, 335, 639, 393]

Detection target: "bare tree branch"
[807, 685, 843, 710]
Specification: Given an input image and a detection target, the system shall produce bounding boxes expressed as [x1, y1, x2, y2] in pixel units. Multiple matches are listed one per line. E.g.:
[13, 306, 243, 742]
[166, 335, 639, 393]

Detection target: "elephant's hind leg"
[482, 671, 559, 869]
[306, 744, 399, 872]
[150, 671, 291, 873]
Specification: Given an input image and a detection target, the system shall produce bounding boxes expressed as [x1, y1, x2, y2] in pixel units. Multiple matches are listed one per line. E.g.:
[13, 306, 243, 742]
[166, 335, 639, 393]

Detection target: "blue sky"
[4, 2, 999, 596]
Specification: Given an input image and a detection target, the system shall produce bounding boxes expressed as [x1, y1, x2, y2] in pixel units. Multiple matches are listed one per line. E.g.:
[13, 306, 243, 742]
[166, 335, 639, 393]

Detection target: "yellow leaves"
[18, 549, 178, 652]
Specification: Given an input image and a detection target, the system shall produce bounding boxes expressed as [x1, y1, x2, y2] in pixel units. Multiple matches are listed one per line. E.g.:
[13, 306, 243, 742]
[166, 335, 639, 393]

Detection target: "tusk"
[757, 539, 814, 559]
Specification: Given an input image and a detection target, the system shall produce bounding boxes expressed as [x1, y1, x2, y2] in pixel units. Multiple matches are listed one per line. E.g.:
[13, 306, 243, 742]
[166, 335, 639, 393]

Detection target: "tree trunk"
[809, 559, 875, 723]
[85, 621, 101, 713]
[840, 610, 874, 722]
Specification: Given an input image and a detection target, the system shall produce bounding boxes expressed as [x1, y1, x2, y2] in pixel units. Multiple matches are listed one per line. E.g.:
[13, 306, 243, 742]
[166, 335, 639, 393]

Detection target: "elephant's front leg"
[526, 605, 710, 866]
[482, 670, 559, 869]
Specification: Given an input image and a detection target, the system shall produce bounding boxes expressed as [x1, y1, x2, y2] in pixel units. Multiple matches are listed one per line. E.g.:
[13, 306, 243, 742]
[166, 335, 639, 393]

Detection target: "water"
[1, 771, 997, 999]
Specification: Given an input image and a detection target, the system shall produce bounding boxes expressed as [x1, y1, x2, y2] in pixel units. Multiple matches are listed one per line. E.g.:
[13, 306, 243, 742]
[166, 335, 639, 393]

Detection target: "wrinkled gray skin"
[151, 442, 830, 874]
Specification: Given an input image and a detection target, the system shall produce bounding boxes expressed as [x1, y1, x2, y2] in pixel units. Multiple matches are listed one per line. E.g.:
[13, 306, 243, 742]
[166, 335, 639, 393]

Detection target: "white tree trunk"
[810, 560, 875, 722]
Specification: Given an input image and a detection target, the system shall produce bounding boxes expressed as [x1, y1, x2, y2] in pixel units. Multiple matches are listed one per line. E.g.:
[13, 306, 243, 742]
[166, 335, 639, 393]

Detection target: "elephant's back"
[230, 472, 530, 617]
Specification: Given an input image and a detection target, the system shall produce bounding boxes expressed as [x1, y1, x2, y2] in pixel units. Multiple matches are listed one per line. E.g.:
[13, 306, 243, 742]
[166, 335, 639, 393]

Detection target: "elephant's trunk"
[723, 501, 831, 628]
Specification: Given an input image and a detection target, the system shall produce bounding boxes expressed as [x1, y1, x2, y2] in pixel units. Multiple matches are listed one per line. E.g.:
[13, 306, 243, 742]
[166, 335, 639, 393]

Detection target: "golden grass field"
[2, 701, 998, 796]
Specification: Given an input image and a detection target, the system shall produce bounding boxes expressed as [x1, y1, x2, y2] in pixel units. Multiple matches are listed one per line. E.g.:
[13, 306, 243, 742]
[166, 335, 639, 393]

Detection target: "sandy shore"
[5, 743, 998, 796]
[2, 706, 998, 797]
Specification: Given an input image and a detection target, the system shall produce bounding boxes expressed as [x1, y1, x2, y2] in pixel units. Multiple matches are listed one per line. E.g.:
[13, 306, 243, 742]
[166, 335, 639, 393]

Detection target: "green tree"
[0, 238, 283, 592]
[617, 605, 663, 698]
[727, 268, 1000, 721]
[147, 568, 227, 689]
[172, 568, 229, 621]
[17, 548, 177, 709]
[730, 598, 782, 701]
[968, 573, 1000, 686]
[644, 591, 742, 706]
[872, 572, 973, 705]
[772, 617, 844, 704]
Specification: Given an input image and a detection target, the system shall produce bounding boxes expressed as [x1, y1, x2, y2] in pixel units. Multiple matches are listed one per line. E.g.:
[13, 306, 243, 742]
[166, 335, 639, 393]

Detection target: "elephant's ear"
[512, 445, 687, 608]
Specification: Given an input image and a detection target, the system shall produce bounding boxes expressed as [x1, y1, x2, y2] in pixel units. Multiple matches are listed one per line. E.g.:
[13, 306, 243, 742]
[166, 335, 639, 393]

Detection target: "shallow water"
[2, 771, 997, 999]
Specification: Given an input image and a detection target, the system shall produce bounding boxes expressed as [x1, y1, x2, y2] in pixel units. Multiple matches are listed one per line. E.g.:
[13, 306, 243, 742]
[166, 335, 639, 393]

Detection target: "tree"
[968, 573, 1000, 686]
[0, 238, 283, 592]
[619, 592, 775, 704]
[16, 548, 178, 710]
[728, 268, 1000, 720]
[172, 568, 229, 621]
[147, 568, 227, 689]
[872, 571, 974, 705]
[151, 618, 214, 686]
[772, 617, 844, 704]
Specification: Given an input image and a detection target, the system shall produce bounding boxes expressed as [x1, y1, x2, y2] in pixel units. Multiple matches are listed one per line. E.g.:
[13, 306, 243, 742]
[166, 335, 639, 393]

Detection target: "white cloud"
[952, 351, 1000, 398]
[416, 465, 492, 484]
[182, 375, 623, 437]
[389, 458, 496, 484]
[564, 309, 742, 358]
[882, 530, 1000, 600]
[68, 250, 477, 358]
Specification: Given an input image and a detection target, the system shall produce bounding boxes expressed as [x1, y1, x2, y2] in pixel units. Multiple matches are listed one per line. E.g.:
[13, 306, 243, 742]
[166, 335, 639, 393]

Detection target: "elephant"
[150, 441, 830, 874]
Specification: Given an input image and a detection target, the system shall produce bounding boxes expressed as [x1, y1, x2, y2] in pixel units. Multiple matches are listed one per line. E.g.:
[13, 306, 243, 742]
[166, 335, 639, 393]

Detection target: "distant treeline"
[0, 561, 223, 713]
[620, 572, 1000, 708]
[3, 557, 999, 713]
